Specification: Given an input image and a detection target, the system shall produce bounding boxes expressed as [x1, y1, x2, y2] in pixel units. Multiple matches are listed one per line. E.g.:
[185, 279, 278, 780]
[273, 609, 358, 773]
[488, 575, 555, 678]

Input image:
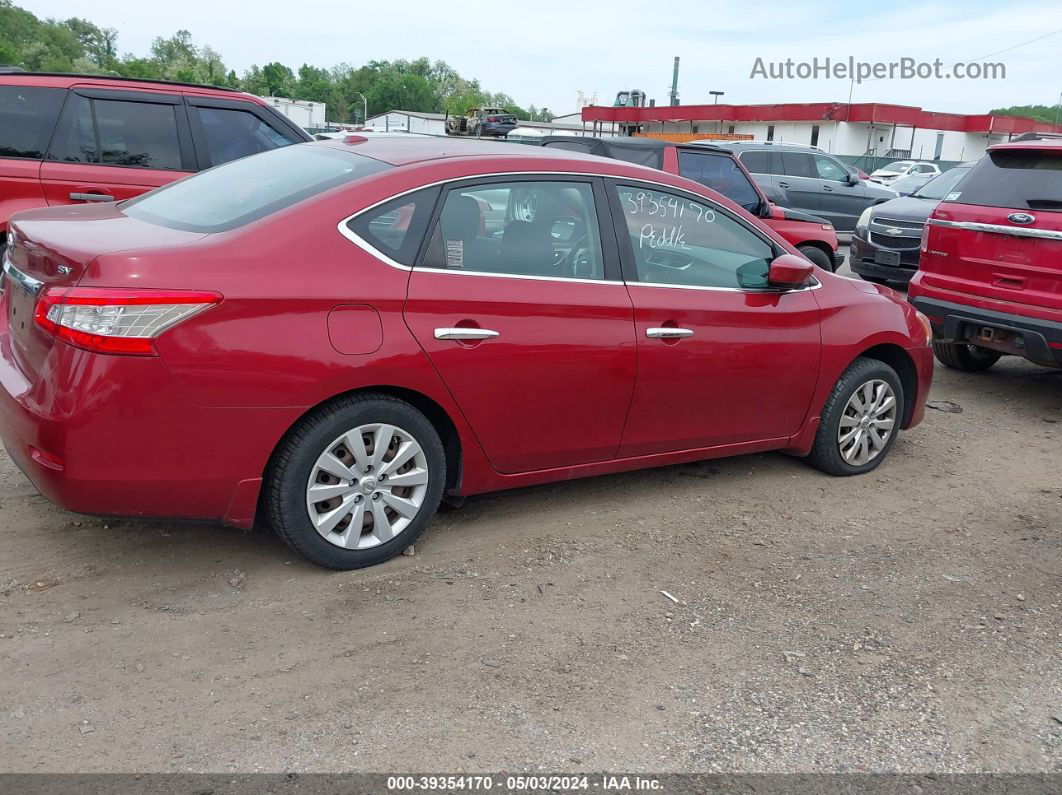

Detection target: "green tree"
[990, 104, 1060, 124]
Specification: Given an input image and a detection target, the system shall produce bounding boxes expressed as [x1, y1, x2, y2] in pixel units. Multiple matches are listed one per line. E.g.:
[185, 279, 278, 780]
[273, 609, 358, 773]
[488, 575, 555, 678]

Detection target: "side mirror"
[766, 203, 785, 220]
[768, 254, 816, 288]
[845, 172, 860, 186]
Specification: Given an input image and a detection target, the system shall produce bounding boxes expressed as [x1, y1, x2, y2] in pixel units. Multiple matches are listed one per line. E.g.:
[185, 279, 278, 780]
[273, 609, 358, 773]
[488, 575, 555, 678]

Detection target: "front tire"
[932, 341, 1000, 372]
[265, 394, 445, 570]
[805, 357, 903, 476]
[797, 245, 835, 272]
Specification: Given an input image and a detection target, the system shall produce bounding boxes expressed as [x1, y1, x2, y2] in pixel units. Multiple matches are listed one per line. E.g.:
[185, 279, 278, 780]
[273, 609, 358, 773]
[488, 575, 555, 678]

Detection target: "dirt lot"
[1, 269, 1060, 774]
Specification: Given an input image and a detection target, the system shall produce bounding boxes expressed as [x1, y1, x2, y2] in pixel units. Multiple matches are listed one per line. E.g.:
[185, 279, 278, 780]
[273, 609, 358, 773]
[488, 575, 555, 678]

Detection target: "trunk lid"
[3, 203, 205, 378]
[921, 145, 1062, 314]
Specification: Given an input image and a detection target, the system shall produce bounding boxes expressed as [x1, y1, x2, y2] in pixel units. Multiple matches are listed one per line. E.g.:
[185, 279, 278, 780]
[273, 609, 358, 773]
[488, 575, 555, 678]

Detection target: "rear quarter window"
[950, 149, 1062, 211]
[0, 85, 66, 160]
[123, 145, 391, 232]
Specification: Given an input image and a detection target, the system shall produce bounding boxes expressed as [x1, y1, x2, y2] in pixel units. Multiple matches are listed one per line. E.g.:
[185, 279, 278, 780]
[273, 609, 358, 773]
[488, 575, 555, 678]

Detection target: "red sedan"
[0, 138, 933, 569]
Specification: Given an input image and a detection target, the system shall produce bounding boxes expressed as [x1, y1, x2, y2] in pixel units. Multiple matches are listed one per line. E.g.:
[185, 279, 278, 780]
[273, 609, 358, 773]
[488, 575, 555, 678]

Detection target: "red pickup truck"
[540, 136, 842, 271]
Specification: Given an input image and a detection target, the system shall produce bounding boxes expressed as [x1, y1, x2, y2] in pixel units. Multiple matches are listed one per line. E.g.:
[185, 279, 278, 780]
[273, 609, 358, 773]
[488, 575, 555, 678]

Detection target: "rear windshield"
[123, 145, 392, 232]
[947, 150, 1062, 211]
[910, 165, 971, 200]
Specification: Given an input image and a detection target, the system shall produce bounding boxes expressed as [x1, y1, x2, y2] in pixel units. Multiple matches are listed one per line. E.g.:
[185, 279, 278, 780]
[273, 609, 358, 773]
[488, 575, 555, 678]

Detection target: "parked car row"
[539, 135, 842, 271]
[0, 90, 935, 569]
[1, 70, 1054, 572]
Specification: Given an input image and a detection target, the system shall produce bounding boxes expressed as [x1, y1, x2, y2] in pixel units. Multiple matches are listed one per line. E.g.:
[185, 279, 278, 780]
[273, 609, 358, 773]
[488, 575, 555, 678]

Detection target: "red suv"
[910, 135, 1062, 371]
[0, 71, 311, 243]
[0, 138, 932, 569]
[540, 136, 842, 271]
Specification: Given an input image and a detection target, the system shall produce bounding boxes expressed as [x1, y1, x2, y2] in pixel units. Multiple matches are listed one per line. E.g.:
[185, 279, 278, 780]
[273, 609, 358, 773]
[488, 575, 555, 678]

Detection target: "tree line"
[989, 104, 1062, 125]
[0, 0, 555, 124]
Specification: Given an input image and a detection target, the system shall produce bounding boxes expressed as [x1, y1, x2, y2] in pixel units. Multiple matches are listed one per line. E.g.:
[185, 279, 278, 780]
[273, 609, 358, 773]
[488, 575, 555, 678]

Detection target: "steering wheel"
[559, 234, 594, 278]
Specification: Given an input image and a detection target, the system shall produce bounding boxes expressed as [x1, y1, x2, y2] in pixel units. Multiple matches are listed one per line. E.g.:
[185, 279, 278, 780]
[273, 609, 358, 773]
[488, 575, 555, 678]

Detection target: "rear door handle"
[778, 181, 790, 189]
[823, 186, 834, 192]
[69, 192, 114, 202]
[434, 327, 500, 341]
[646, 327, 693, 339]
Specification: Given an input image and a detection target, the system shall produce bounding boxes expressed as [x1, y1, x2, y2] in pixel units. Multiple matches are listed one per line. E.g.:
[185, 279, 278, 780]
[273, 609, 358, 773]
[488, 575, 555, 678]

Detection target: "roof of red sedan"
[314, 135, 605, 167]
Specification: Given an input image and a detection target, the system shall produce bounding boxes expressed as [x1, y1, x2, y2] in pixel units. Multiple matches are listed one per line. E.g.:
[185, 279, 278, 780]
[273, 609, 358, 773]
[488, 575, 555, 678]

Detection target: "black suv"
[850, 162, 974, 285]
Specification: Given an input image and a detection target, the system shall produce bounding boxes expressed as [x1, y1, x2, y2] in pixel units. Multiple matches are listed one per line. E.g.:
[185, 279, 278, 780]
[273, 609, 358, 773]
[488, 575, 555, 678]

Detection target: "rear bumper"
[0, 322, 298, 527]
[909, 296, 1062, 367]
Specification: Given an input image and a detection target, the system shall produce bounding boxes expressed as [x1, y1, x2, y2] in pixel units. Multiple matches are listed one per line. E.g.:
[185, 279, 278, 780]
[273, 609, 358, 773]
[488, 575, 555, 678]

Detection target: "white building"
[258, 96, 327, 131]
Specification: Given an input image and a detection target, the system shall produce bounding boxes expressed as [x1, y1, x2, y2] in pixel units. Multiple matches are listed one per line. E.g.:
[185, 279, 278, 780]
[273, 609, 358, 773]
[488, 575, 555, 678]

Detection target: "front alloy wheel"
[837, 379, 897, 466]
[805, 356, 904, 476]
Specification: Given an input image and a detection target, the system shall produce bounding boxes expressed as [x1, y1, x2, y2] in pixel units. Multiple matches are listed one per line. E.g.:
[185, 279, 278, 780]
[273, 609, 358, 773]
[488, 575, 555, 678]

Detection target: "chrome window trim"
[336, 170, 819, 294]
[928, 218, 1062, 241]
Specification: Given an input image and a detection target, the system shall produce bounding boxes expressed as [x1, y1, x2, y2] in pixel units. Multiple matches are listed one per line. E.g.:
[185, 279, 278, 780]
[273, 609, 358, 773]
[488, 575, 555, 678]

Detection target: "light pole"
[709, 91, 725, 134]
[1055, 90, 1062, 127]
[354, 92, 368, 128]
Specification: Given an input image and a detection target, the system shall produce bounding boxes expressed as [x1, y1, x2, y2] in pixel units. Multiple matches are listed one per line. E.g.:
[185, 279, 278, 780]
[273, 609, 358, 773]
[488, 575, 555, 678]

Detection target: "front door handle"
[646, 327, 694, 339]
[778, 181, 790, 189]
[434, 327, 500, 341]
[69, 192, 115, 202]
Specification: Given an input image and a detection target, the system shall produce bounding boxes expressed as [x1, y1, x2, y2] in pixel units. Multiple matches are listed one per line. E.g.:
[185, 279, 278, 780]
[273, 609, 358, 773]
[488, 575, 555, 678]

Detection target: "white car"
[869, 160, 941, 186]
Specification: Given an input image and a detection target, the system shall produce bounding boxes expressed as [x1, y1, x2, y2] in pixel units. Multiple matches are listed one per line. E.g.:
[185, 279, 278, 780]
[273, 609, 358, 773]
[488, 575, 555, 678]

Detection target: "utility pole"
[1055, 89, 1062, 127]
[354, 92, 368, 127]
[669, 57, 680, 106]
[710, 91, 725, 134]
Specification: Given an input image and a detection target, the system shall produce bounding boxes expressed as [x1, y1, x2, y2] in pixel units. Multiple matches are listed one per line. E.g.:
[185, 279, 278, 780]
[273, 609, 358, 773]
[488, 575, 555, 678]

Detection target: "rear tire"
[797, 245, 834, 272]
[805, 357, 904, 476]
[265, 394, 445, 570]
[932, 341, 1001, 372]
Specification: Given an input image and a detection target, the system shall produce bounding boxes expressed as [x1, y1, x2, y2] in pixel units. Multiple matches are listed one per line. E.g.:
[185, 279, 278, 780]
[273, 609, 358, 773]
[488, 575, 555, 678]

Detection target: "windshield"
[880, 161, 913, 172]
[889, 174, 929, 194]
[911, 166, 971, 200]
[124, 145, 391, 232]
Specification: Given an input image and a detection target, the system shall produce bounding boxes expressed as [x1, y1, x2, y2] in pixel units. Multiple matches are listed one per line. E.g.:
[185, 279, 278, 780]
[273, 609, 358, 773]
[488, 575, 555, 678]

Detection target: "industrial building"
[580, 101, 1062, 163]
[257, 96, 327, 131]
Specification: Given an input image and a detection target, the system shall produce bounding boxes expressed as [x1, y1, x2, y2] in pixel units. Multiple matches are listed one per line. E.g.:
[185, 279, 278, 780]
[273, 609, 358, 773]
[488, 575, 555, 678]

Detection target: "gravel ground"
[0, 263, 1059, 774]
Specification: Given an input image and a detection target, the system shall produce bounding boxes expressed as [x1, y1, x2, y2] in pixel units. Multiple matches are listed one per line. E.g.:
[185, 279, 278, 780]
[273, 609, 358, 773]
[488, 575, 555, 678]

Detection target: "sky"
[21, 0, 1062, 116]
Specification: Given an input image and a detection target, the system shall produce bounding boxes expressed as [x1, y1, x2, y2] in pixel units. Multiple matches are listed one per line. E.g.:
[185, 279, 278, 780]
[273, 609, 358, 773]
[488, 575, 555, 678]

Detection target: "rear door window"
[738, 150, 772, 174]
[47, 94, 183, 170]
[947, 150, 1062, 211]
[781, 152, 815, 178]
[194, 106, 295, 167]
[0, 85, 66, 160]
[677, 150, 762, 212]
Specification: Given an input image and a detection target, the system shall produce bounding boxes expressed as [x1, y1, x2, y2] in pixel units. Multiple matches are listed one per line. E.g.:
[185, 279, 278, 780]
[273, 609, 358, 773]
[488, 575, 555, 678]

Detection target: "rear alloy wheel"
[266, 395, 445, 569]
[797, 245, 834, 272]
[806, 357, 903, 476]
[932, 340, 1001, 372]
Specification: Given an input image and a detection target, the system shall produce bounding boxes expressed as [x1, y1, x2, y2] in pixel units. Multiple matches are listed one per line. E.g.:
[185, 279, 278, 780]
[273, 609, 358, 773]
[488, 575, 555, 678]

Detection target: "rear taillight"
[919, 223, 931, 254]
[33, 287, 221, 355]
[487, 116, 496, 122]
